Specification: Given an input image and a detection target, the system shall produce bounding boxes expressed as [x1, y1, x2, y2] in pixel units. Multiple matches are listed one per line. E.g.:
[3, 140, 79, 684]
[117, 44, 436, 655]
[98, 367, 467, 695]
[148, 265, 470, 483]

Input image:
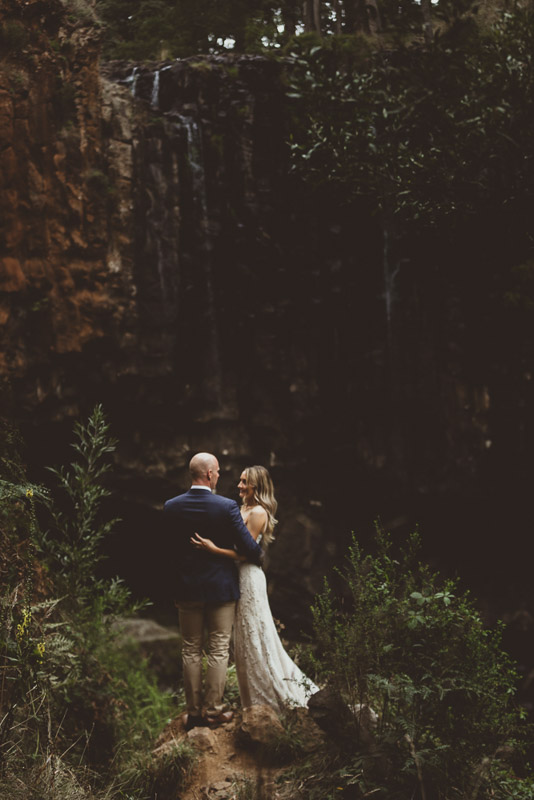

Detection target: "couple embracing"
[164, 452, 318, 731]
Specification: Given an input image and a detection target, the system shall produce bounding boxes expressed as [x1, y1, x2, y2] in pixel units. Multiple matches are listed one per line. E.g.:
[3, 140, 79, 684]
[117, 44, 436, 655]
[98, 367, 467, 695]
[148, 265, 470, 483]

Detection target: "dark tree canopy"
[95, 0, 487, 60]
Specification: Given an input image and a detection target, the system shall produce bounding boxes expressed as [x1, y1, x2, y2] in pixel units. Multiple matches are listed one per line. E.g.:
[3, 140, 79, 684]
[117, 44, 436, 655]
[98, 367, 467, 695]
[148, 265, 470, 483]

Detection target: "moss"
[85, 169, 116, 198]
[0, 21, 29, 55]
[224, 64, 239, 79]
[189, 59, 214, 74]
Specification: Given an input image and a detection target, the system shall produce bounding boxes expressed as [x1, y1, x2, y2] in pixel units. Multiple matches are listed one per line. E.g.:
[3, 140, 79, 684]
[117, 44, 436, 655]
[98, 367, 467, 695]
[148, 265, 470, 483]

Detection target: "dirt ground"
[153, 707, 323, 799]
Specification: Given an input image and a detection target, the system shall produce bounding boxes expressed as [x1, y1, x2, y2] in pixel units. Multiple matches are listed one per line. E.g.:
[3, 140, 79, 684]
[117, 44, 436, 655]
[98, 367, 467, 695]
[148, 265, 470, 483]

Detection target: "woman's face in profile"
[238, 471, 254, 504]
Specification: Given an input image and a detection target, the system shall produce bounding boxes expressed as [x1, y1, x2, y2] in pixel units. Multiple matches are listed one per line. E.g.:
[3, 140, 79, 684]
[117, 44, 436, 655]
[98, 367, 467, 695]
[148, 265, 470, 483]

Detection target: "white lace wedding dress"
[234, 547, 319, 712]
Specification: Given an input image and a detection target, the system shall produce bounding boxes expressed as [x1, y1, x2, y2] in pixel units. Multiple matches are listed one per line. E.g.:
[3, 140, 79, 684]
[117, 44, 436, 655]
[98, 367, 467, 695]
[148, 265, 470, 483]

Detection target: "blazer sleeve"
[228, 502, 264, 566]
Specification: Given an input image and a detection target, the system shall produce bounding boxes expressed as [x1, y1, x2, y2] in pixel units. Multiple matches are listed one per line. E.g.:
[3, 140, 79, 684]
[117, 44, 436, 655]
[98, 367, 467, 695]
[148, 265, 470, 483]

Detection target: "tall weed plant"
[309, 526, 533, 799]
[0, 418, 52, 777]
[43, 404, 121, 611]
[0, 408, 181, 798]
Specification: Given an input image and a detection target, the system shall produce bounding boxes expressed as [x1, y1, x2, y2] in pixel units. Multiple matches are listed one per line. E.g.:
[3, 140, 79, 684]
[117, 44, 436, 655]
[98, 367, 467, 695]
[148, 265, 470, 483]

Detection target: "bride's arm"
[191, 509, 267, 560]
[191, 506, 267, 561]
[191, 533, 246, 561]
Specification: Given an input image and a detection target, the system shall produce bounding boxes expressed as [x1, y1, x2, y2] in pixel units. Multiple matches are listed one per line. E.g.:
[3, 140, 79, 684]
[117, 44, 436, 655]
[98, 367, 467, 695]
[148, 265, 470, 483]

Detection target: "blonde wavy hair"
[242, 465, 278, 544]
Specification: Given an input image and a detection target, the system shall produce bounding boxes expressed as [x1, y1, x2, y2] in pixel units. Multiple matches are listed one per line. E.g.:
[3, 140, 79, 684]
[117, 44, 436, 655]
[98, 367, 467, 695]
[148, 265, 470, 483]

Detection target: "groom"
[164, 452, 263, 730]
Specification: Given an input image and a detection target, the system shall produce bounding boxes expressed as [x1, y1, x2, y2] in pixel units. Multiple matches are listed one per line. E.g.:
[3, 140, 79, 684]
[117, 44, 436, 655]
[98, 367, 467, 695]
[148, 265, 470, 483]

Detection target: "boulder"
[308, 687, 376, 747]
[187, 726, 217, 753]
[115, 617, 181, 687]
[240, 705, 285, 748]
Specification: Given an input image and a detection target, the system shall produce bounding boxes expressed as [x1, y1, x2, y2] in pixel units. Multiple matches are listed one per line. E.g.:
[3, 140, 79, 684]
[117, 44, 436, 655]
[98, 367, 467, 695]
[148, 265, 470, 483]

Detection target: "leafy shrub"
[0, 409, 182, 797]
[287, 9, 534, 230]
[0, 432, 51, 777]
[307, 526, 532, 799]
[42, 404, 121, 610]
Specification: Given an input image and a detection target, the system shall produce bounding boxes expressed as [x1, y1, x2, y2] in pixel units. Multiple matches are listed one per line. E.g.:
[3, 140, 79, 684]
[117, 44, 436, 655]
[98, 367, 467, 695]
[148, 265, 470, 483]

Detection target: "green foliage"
[0, 409, 181, 797]
[0, 428, 50, 776]
[95, 0, 303, 60]
[43, 404, 120, 609]
[287, 7, 534, 229]
[222, 662, 242, 708]
[307, 525, 532, 799]
[0, 417, 27, 485]
[94, 0, 476, 60]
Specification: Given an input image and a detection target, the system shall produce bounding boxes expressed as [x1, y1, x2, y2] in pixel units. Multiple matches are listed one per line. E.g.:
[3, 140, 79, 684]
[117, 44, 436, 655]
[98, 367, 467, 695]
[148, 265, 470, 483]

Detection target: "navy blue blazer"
[163, 488, 263, 604]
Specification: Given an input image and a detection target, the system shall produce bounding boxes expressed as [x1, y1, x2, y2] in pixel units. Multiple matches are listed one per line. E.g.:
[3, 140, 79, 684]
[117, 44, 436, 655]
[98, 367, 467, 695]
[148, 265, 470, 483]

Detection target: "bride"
[192, 465, 318, 712]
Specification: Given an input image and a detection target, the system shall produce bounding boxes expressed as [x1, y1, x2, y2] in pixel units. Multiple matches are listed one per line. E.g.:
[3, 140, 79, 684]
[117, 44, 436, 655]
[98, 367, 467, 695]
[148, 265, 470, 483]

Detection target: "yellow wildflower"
[16, 608, 32, 642]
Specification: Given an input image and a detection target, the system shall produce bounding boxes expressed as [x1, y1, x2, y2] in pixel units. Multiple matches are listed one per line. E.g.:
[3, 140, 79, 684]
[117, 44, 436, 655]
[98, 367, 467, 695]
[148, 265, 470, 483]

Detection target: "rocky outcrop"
[0, 1, 136, 406]
[240, 704, 286, 748]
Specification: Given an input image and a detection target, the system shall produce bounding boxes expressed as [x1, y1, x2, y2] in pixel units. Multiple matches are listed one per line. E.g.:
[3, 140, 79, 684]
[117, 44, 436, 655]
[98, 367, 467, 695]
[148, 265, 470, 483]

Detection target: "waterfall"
[151, 69, 160, 109]
[173, 112, 223, 404]
[133, 86, 223, 406]
[176, 114, 209, 226]
[125, 66, 140, 97]
[140, 151, 180, 311]
[132, 101, 180, 319]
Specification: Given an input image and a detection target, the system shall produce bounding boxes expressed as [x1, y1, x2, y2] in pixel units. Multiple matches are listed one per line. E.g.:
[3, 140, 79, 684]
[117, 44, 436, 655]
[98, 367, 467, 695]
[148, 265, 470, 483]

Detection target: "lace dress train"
[234, 562, 319, 712]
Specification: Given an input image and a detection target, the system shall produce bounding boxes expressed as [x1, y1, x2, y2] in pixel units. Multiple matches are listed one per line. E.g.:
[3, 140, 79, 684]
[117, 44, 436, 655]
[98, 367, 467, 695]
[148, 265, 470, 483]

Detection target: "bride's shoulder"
[248, 505, 267, 518]
[242, 505, 268, 539]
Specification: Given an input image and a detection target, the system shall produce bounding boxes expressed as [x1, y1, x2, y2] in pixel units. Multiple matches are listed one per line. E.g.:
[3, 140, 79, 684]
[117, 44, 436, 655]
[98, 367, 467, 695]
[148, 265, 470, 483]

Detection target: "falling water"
[133, 107, 180, 314]
[175, 114, 210, 226]
[174, 112, 223, 403]
[151, 70, 160, 109]
[125, 66, 140, 97]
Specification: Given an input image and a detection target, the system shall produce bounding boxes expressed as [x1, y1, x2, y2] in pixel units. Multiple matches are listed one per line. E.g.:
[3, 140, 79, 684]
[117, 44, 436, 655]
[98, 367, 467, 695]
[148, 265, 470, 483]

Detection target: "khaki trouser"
[178, 600, 236, 717]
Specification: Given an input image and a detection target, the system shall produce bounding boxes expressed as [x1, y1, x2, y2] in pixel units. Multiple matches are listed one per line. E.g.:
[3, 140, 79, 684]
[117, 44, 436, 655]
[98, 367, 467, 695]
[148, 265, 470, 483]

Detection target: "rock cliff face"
[0, 1, 136, 415]
[1, 1, 531, 620]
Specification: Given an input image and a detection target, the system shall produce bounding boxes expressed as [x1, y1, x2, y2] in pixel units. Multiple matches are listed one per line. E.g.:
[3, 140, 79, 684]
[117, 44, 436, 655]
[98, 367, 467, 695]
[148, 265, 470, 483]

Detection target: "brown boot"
[206, 710, 233, 727]
[183, 713, 206, 731]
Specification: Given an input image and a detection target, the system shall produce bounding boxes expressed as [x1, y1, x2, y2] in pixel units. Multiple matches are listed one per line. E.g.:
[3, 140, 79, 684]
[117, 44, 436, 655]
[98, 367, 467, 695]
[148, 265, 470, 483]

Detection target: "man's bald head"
[189, 452, 220, 489]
